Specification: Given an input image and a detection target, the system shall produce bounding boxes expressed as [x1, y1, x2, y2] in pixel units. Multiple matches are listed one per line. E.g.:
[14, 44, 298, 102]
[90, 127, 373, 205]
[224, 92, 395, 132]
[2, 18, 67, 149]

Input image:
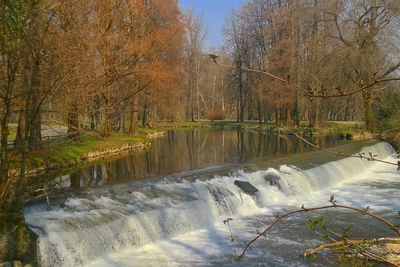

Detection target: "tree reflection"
[61, 129, 342, 188]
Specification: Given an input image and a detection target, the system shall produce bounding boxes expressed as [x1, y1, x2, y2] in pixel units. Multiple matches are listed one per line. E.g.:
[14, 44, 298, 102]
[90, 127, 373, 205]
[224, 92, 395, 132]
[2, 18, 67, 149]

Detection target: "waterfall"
[25, 142, 396, 267]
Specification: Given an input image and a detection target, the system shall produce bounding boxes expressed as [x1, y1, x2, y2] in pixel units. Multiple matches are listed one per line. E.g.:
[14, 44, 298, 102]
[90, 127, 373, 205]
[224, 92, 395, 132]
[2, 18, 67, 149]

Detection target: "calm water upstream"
[46, 129, 346, 189]
[24, 129, 400, 266]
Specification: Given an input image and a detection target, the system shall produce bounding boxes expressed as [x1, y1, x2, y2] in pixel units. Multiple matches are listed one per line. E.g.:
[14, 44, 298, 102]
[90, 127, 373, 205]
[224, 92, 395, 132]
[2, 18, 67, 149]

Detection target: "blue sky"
[179, 0, 244, 51]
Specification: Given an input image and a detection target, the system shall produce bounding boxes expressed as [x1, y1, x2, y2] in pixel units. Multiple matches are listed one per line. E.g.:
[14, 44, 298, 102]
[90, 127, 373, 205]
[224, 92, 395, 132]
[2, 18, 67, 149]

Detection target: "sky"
[179, 0, 244, 51]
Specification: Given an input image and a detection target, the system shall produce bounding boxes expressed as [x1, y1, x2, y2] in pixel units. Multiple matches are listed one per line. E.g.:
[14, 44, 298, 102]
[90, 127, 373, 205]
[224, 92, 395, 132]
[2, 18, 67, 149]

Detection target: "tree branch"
[209, 55, 400, 99]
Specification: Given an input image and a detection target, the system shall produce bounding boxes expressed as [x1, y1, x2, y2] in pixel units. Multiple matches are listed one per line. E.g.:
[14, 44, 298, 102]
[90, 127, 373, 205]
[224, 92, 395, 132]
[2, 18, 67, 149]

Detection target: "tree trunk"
[238, 66, 245, 123]
[0, 59, 17, 181]
[257, 98, 262, 125]
[102, 102, 113, 138]
[247, 98, 253, 121]
[14, 109, 25, 149]
[188, 78, 195, 122]
[129, 95, 139, 136]
[196, 57, 200, 121]
[191, 89, 195, 122]
[286, 107, 293, 127]
[309, 98, 321, 128]
[15, 63, 29, 150]
[236, 93, 240, 122]
[67, 102, 79, 138]
[0, 107, 10, 182]
[28, 91, 42, 148]
[362, 89, 375, 131]
[89, 112, 95, 131]
[27, 57, 42, 149]
[101, 88, 113, 138]
[294, 91, 300, 127]
[275, 104, 280, 125]
[142, 98, 148, 127]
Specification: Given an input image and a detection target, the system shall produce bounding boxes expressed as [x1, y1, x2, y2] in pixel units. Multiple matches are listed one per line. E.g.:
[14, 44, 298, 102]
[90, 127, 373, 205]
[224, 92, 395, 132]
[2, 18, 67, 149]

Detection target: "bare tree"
[184, 8, 206, 122]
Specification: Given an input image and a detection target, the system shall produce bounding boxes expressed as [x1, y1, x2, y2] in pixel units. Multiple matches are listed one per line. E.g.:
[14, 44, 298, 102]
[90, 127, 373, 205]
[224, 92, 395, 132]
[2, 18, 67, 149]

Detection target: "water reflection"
[53, 129, 343, 189]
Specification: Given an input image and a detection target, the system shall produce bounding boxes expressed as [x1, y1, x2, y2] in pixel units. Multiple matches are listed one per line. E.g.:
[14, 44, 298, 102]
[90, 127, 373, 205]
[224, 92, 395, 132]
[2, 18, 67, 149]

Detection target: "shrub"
[206, 110, 226, 121]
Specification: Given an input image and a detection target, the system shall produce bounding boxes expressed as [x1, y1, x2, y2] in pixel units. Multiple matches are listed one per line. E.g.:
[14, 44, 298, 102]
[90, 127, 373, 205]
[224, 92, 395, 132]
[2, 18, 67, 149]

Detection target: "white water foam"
[24, 142, 399, 267]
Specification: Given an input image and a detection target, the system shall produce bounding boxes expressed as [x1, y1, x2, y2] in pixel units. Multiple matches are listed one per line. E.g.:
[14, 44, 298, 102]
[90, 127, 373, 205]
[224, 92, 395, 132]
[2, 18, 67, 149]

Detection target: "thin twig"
[289, 131, 398, 167]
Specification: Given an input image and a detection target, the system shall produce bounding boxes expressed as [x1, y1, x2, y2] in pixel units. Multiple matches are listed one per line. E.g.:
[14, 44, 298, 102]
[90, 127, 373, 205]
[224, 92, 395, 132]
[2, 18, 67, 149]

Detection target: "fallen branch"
[304, 239, 400, 267]
[304, 239, 366, 256]
[314, 227, 396, 265]
[233, 199, 400, 261]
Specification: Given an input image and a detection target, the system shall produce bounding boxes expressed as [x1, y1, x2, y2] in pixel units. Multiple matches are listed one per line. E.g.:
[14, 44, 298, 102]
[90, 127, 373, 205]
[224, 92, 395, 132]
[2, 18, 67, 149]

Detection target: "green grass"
[27, 128, 154, 168]
[155, 120, 366, 136]
[312, 122, 365, 136]
[155, 120, 276, 130]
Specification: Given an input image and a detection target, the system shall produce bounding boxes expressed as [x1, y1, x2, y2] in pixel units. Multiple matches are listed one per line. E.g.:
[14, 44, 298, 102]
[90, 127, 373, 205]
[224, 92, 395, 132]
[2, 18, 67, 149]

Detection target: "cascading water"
[25, 142, 399, 267]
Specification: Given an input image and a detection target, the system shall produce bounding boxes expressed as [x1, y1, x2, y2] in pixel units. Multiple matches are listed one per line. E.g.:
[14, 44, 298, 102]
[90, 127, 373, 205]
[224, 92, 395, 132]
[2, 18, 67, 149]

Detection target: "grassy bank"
[155, 120, 368, 137]
[8, 127, 163, 178]
[29, 133, 145, 166]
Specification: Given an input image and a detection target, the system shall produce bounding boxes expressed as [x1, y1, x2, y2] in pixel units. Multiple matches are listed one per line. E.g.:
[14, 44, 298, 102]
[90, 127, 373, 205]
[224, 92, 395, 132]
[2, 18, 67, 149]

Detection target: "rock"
[264, 173, 283, 191]
[234, 180, 259, 195]
[0, 262, 12, 267]
[12, 262, 22, 267]
[85, 142, 148, 160]
[146, 131, 166, 138]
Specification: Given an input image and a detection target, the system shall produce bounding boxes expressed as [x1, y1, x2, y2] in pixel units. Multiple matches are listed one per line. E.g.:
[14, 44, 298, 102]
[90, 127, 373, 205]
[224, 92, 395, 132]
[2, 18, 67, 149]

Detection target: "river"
[24, 129, 400, 266]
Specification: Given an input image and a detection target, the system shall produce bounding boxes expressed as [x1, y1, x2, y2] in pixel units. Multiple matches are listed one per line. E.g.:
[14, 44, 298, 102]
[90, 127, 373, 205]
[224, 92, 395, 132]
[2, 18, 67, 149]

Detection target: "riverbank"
[7, 121, 373, 180]
[8, 129, 166, 180]
[4, 120, 366, 180]
[156, 120, 400, 159]
[156, 120, 400, 152]
[156, 120, 370, 139]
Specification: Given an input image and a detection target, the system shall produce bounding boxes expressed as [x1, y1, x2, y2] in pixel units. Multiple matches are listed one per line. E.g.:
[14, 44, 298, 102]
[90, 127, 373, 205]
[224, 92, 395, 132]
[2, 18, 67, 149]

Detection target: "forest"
[1, 0, 400, 179]
[1, 0, 400, 265]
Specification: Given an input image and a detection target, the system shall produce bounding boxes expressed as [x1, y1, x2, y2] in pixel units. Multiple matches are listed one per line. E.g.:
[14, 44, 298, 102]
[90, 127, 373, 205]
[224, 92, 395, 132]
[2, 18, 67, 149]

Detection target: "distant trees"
[183, 8, 206, 121]
[221, 0, 400, 129]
